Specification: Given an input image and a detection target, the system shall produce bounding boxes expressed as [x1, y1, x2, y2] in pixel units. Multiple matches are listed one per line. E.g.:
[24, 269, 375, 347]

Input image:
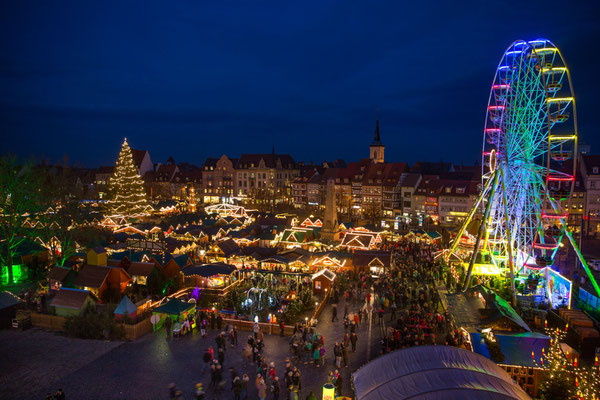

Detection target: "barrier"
[31, 313, 66, 331]
[122, 318, 152, 341]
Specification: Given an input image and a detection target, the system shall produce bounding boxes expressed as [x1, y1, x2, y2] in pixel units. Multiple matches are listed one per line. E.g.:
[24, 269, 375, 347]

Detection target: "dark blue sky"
[1, 1, 598, 167]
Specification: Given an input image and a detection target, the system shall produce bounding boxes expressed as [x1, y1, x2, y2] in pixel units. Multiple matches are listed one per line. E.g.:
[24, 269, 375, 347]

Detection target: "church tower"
[369, 118, 385, 163]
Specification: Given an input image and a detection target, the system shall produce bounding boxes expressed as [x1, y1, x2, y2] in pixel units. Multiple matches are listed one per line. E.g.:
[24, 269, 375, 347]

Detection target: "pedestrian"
[313, 345, 321, 367]
[165, 315, 172, 338]
[350, 332, 358, 352]
[334, 342, 342, 368]
[253, 322, 260, 338]
[258, 377, 267, 400]
[232, 375, 241, 400]
[271, 376, 280, 400]
[241, 374, 249, 400]
[335, 373, 343, 396]
[200, 319, 207, 338]
[217, 313, 223, 330]
[218, 346, 225, 365]
[331, 304, 337, 322]
[279, 320, 285, 337]
[342, 343, 349, 367]
[210, 312, 216, 329]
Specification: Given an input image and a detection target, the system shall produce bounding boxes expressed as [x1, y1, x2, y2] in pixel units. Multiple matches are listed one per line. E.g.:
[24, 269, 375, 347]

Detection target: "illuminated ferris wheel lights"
[492, 84, 510, 90]
[533, 47, 558, 55]
[546, 97, 573, 104]
[549, 135, 576, 141]
[541, 66, 567, 74]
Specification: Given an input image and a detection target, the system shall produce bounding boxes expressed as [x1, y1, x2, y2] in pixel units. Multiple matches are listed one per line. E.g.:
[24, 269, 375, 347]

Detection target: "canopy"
[352, 345, 530, 400]
[114, 295, 137, 315]
[153, 297, 194, 315]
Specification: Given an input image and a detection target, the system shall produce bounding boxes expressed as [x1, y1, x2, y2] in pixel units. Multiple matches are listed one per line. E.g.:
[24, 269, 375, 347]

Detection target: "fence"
[31, 313, 66, 331]
[30, 312, 151, 341]
[312, 290, 331, 322]
[122, 318, 152, 341]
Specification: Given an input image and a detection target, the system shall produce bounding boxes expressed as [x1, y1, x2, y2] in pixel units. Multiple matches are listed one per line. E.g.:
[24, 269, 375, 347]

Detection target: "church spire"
[373, 118, 381, 144]
[369, 116, 385, 163]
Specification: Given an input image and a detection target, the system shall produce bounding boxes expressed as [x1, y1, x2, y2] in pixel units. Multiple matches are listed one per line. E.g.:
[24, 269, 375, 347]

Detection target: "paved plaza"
[1, 297, 383, 399]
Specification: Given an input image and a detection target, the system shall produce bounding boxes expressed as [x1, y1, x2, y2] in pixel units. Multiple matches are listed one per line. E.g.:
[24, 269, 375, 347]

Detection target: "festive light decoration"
[107, 138, 152, 218]
[444, 39, 590, 298]
[536, 324, 600, 399]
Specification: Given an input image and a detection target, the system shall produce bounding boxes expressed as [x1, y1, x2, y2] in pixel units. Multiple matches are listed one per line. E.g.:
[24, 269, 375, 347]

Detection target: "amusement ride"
[445, 39, 600, 305]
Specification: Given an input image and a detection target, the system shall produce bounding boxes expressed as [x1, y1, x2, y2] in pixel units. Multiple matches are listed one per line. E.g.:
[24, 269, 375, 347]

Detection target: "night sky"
[1, 1, 599, 168]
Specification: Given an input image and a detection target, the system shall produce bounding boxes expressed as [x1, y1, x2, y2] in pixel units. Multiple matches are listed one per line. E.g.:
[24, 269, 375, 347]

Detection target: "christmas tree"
[107, 138, 151, 217]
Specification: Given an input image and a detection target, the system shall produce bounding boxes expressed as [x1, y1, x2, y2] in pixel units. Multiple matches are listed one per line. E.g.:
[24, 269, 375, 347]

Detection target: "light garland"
[534, 324, 600, 399]
[106, 138, 152, 218]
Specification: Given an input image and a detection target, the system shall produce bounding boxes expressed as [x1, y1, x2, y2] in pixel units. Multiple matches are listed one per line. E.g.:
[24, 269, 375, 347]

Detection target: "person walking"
[313, 345, 321, 367]
[257, 378, 267, 400]
[331, 304, 338, 322]
[342, 343, 349, 367]
[350, 332, 358, 352]
[271, 376, 280, 400]
[335, 373, 343, 397]
[165, 316, 172, 338]
[334, 342, 342, 368]
[232, 376, 241, 400]
[241, 374, 249, 400]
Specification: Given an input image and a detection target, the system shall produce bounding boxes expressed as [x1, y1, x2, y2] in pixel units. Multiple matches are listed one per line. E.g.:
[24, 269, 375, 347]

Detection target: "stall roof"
[114, 295, 138, 315]
[0, 291, 23, 310]
[182, 263, 236, 277]
[470, 332, 550, 368]
[352, 345, 530, 400]
[153, 297, 194, 315]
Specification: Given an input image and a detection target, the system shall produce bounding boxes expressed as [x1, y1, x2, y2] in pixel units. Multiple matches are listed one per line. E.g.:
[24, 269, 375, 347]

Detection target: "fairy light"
[535, 325, 600, 399]
[107, 138, 152, 218]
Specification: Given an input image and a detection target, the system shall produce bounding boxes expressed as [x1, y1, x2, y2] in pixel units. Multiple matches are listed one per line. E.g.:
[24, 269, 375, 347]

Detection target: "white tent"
[352, 346, 530, 400]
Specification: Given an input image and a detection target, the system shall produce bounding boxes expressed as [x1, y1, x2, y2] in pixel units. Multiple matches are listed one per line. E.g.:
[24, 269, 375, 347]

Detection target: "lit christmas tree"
[107, 138, 152, 218]
[536, 324, 600, 400]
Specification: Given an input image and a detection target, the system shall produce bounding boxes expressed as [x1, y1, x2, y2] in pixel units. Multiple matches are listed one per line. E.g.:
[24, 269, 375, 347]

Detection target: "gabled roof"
[114, 295, 137, 315]
[236, 154, 296, 169]
[311, 268, 336, 281]
[341, 233, 374, 249]
[47, 266, 73, 282]
[216, 238, 240, 257]
[50, 288, 94, 309]
[182, 263, 236, 277]
[74, 265, 111, 288]
[353, 250, 391, 268]
[153, 297, 194, 315]
[0, 291, 23, 310]
[130, 148, 149, 168]
[127, 262, 156, 277]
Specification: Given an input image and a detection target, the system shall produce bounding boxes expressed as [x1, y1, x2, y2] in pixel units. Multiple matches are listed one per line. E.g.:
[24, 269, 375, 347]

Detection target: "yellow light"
[542, 66, 567, 73]
[547, 97, 573, 103]
[549, 135, 576, 141]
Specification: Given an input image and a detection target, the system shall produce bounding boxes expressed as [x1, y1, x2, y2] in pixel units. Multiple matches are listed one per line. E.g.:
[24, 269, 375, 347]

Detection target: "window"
[594, 167, 599, 174]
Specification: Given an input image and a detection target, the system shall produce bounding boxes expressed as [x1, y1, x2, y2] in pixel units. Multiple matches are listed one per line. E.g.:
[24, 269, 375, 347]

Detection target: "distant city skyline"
[1, 1, 599, 167]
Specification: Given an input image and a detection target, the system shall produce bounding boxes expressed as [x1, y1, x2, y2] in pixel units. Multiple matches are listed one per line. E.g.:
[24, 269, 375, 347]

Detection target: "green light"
[1, 265, 26, 285]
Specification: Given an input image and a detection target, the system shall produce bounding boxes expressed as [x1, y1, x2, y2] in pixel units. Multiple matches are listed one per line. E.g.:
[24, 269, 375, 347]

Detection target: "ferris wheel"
[447, 39, 580, 288]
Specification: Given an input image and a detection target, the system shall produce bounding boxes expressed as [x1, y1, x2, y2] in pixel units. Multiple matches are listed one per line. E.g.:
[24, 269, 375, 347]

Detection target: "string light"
[107, 138, 152, 218]
[535, 325, 600, 399]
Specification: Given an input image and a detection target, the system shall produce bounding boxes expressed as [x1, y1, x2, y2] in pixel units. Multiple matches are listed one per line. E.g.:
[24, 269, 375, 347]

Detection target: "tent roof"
[352, 345, 530, 400]
[182, 263, 236, 277]
[153, 297, 194, 315]
[114, 295, 138, 315]
[470, 332, 550, 368]
[0, 291, 23, 310]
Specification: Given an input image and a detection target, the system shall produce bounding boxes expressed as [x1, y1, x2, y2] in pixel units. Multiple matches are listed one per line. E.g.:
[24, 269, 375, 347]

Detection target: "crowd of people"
[165, 238, 460, 399]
